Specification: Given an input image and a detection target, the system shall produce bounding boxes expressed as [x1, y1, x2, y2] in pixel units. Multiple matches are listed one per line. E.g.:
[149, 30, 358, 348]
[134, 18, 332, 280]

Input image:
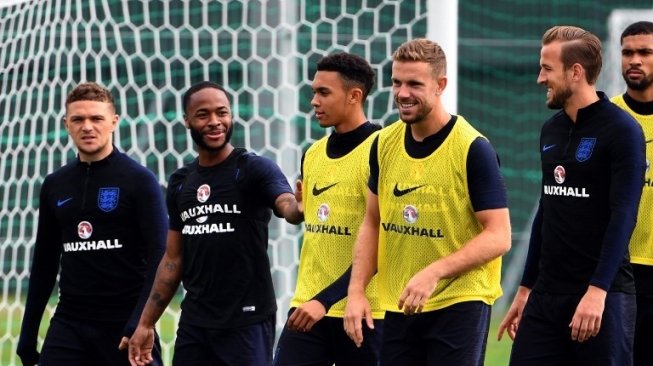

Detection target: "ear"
[183, 114, 190, 128]
[436, 75, 448, 96]
[349, 88, 363, 105]
[570, 63, 584, 82]
[110, 114, 119, 132]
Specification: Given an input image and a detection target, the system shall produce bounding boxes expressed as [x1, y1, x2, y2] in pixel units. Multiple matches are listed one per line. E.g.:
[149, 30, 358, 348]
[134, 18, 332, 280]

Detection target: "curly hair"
[316, 52, 376, 101]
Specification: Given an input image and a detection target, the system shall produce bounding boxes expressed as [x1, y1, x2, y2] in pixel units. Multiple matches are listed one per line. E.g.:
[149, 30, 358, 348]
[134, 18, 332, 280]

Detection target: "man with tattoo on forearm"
[128, 81, 302, 366]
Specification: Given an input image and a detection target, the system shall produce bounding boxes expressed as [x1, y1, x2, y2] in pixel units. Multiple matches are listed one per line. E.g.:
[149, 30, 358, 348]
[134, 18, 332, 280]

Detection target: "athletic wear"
[510, 290, 635, 366]
[521, 92, 645, 294]
[611, 93, 653, 268]
[40, 317, 163, 366]
[291, 122, 382, 319]
[17, 148, 167, 366]
[366, 115, 506, 364]
[172, 316, 275, 366]
[612, 92, 653, 366]
[514, 92, 646, 365]
[381, 302, 491, 366]
[372, 116, 505, 313]
[276, 122, 383, 366]
[274, 310, 383, 366]
[167, 148, 291, 326]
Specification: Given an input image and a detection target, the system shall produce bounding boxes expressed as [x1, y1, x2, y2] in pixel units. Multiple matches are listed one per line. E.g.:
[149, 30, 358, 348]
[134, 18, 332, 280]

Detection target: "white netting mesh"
[0, 1, 427, 363]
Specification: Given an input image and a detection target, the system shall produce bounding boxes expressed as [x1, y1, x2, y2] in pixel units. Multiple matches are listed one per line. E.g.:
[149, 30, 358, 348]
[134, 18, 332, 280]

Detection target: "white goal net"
[0, 0, 428, 363]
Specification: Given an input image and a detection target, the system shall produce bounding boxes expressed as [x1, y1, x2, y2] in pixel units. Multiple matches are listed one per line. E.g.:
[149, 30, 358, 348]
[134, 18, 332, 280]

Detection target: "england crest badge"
[98, 187, 120, 212]
[575, 138, 596, 162]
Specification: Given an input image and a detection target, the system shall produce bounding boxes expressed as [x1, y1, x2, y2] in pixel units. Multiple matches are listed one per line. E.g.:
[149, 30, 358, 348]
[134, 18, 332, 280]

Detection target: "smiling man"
[17, 82, 167, 366]
[344, 38, 511, 366]
[128, 81, 303, 366]
[500, 25, 646, 366]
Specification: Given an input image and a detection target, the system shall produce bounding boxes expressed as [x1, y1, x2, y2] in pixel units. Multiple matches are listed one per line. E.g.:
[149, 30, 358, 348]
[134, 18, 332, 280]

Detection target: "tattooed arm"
[128, 230, 183, 366]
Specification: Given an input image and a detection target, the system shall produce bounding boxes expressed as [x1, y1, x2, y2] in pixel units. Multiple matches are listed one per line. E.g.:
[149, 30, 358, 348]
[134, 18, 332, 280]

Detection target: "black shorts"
[510, 290, 635, 366]
[635, 293, 653, 366]
[273, 309, 383, 366]
[40, 315, 162, 366]
[172, 316, 275, 366]
[381, 301, 491, 366]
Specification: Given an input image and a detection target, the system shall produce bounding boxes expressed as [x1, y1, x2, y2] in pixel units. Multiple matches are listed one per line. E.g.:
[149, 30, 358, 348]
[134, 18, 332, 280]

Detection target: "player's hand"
[498, 286, 531, 341]
[118, 336, 129, 350]
[294, 179, 304, 215]
[128, 326, 155, 366]
[287, 300, 326, 332]
[569, 285, 606, 343]
[344, 292, 373, 348]
[398, 266, 439, 315]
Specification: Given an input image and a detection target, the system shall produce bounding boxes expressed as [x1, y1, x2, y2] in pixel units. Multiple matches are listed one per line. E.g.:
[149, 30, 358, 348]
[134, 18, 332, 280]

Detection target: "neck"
[333, 108, 367, 134]
[626, 87, 653, 103]
[564, 86, 599, 123]
[410, 106, 451, 142]
[79, 145, 113, 163]
[198, 144, 234, 167]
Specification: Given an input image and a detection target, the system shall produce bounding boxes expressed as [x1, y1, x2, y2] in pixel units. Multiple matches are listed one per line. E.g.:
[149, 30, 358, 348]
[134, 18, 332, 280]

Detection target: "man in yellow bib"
[611, 21, 653, 366]
[274, 52, 384, 365]
[344, 38, 511, 365]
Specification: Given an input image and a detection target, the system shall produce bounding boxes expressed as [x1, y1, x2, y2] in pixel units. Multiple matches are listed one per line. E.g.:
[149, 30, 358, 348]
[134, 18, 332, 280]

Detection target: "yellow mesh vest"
[612, 94, 653, 265]
[376, 118, 502, 312]
[290, 131, 383, 319]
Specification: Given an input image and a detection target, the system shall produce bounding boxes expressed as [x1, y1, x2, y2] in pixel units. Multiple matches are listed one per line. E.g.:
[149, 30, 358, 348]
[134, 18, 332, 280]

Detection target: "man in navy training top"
[128, 81, 303, 366]
[17, 82, 167, 366]
[498, 25, 646, 366]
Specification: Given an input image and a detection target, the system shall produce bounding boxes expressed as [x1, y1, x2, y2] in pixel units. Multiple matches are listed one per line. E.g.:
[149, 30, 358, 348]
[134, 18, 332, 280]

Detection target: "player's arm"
[344, 189, 380, 347]
[17, 180, 62, 366]
[119, 172, 167, 350]
[249, 154, 304, 224]
[498, 201, 542, 341]
[288, 264, 353, 332]
[275, 191, 304, 224]
[344, 136, 381, 347]
[128, 230, 183, 366]
[398, 137, 511, 314]
[569, 116, 646, 343]
[398, 207, 510, 314]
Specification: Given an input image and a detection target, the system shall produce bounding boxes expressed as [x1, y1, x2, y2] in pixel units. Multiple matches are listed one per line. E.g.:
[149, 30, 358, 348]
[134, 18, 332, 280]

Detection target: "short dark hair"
[316, 52, 375, 101]
[621, 21, 653, 43]
[182, 81, 229, 113]
[66, 82, 115, 111]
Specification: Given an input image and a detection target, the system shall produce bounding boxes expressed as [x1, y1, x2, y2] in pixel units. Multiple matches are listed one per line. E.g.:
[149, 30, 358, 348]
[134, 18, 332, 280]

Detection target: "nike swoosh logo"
[393, 184, 425, 197]
[646, 139, 653, 144]
[312, 183, 338, 196]
[57, 197, 73, 207]
[542, 144, 556, 152]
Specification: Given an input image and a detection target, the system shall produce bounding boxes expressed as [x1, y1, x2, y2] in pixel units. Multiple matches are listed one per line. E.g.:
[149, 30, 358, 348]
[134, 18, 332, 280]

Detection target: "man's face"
[184, 87, 233, 152]
[537, 41, 573, 109]
[311, 70, 352, 130]
[391, 61, 439, 124]
[621, 34, 653, 92]
[64, 100, 118, 162]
